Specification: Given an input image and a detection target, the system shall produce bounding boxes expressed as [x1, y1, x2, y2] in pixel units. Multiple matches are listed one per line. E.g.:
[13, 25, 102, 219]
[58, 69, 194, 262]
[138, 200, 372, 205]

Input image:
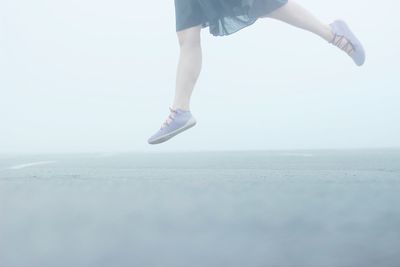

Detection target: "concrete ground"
[0, 149, 399, 267]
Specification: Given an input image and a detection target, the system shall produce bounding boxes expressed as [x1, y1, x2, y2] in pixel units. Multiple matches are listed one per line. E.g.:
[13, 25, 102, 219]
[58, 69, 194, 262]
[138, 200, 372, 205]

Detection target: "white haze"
[0, 0, 399, 153]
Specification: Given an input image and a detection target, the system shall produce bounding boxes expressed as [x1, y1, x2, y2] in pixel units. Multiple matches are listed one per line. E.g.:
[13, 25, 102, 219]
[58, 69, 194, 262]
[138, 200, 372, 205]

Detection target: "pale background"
[0, 0, 399, 154]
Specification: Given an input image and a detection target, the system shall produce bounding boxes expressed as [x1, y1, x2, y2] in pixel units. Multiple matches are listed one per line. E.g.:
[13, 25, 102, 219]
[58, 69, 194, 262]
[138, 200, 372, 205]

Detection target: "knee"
[177, 27, 201, 48]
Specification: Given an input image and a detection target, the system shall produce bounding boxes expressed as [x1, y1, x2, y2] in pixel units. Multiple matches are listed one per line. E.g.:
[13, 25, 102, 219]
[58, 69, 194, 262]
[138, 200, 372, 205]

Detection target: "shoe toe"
[354, 51, 365, 66]
[147, 130, 162, 145]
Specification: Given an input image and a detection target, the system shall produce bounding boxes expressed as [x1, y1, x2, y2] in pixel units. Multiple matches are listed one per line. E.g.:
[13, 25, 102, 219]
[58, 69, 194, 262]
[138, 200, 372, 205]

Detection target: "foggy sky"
[0, 0, 399, 154]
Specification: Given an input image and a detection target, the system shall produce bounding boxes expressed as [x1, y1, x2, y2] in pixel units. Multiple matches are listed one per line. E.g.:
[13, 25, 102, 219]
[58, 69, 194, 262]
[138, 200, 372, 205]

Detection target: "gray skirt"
[175, 0, 288, 36]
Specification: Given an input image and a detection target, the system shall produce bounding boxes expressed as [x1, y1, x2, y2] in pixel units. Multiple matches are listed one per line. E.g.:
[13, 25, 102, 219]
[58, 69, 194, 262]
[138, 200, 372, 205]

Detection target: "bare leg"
[172, 25, 203, 111]
[262, 0, 334, 42]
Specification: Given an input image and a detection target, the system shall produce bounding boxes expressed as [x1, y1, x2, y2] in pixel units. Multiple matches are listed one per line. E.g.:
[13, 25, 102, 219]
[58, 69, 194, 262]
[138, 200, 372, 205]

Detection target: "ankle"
[171, 104, 190, 112]
[324, 24, 335, 43]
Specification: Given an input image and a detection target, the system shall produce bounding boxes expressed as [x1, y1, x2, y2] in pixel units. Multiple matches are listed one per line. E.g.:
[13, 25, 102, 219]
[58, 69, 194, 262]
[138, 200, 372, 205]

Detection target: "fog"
[0, 0, 399, 154]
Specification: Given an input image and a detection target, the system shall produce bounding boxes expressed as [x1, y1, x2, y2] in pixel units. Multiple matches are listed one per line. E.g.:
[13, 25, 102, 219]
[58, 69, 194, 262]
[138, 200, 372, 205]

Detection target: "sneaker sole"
[148, 117, 197, 145]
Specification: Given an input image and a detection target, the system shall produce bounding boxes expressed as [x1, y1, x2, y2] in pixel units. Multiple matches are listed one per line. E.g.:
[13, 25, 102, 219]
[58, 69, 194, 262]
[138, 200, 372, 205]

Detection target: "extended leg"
[262, 0, 334, 42]
[262, 0, 366, 65]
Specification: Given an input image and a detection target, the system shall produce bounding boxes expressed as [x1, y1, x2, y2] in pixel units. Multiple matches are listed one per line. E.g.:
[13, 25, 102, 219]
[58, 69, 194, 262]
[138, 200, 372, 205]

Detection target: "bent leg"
[173, 25, 203, 111]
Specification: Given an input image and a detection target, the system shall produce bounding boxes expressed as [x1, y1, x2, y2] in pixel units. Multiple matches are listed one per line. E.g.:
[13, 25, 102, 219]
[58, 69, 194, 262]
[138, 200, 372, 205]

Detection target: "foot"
[147, 107, 197, 145]
[329, 20, 366, 66]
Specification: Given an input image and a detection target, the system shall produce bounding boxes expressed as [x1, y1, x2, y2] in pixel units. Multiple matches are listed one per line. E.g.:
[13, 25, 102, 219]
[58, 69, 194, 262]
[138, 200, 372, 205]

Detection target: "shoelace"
[331, 33, 355, 56]
[161, 108, 178, 129]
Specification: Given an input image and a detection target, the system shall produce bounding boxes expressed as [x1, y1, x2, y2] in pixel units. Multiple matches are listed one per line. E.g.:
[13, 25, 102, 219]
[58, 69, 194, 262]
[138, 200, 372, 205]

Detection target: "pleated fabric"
[175, 0, 288, 36]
